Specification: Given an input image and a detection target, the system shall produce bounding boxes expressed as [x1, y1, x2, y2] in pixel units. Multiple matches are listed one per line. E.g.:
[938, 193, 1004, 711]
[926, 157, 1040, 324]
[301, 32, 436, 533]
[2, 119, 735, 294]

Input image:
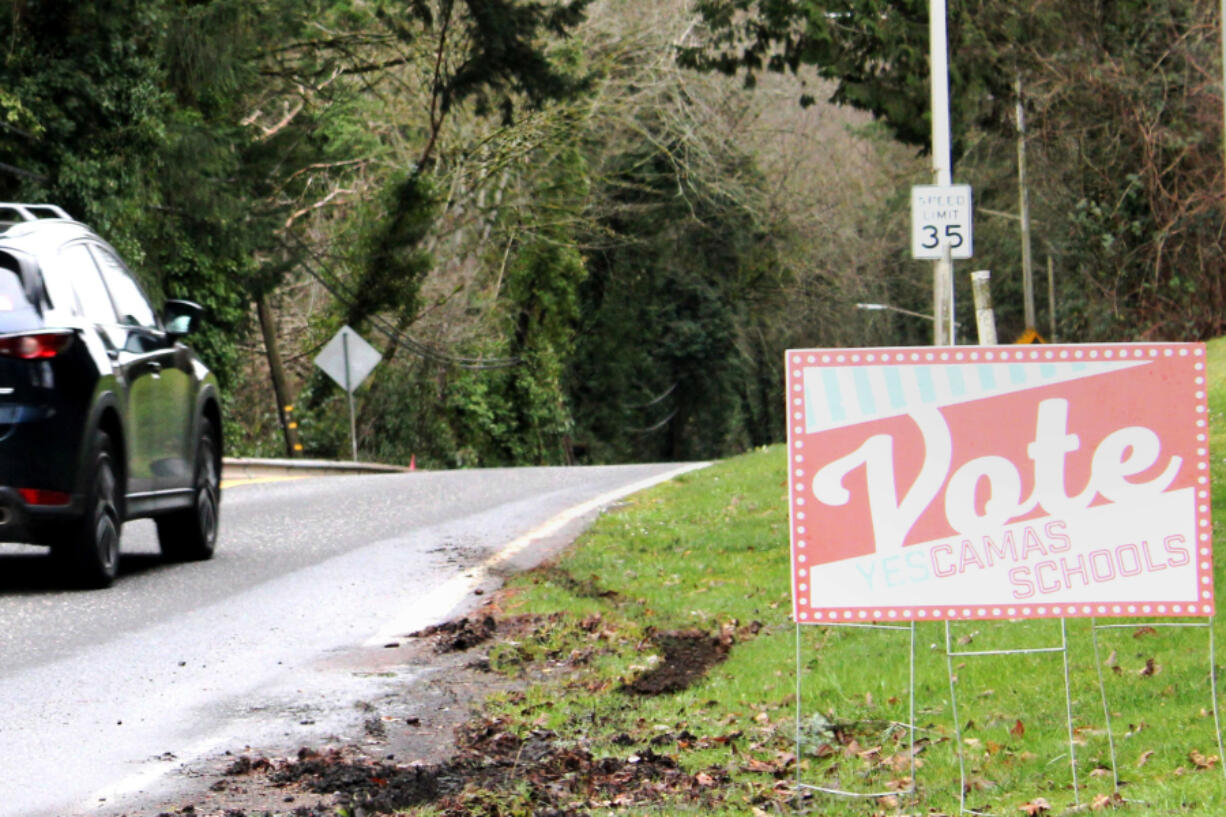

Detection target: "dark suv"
[0, 203, 221, 588]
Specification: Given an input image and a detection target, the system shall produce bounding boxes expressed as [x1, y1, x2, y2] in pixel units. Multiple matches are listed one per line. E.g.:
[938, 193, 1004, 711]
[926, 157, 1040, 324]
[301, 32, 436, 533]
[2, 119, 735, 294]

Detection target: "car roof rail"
[0, 203, 72, 227]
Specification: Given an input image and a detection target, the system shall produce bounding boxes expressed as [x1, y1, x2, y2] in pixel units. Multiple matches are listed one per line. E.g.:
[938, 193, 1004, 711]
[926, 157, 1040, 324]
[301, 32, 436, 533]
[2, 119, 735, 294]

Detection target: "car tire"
[157, 419, 219, 562]
[55, 430, 123, 589]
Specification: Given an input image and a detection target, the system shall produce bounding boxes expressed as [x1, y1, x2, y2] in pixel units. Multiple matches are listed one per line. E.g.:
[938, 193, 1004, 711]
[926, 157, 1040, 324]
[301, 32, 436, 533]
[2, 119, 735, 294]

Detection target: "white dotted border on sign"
[786, 343, 1214, 623]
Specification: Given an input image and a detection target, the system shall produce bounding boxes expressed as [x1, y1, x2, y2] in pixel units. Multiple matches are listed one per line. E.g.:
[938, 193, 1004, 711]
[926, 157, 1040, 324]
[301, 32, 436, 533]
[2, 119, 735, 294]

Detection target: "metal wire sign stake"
[1090, 617, 1226, 793]
[786, 343, 1213, 810]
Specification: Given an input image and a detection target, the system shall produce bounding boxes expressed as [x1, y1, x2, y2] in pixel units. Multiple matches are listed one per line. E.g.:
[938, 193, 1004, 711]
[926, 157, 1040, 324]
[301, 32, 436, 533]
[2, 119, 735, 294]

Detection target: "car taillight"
[19, 488, 71, 506]
[0, 332, 73, 359]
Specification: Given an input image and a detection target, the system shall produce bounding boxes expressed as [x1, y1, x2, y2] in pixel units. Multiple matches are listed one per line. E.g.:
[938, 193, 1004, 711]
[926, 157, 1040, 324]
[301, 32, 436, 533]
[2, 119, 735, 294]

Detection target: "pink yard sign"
[786, 343, 1213, 623]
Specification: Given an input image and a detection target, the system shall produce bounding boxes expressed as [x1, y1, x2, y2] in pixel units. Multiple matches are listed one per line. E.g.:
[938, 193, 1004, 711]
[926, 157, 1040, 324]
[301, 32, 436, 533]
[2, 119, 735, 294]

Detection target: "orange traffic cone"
[409, 454, 416, 471]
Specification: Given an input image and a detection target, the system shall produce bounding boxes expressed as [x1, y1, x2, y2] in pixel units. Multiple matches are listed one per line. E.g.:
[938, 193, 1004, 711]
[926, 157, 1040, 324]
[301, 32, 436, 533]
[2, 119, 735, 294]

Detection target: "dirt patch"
[409, 614, 497, 652]
[621, 629, 730, 695]
[193, 722, 729, 816]
[134, 612, 761, 817]
[141, 611, 517, 817]
[269, 747, 451, 812]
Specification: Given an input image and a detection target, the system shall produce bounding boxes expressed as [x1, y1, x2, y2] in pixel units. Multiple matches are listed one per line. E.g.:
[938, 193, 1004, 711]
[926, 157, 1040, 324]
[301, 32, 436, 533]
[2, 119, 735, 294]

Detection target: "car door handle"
[148, 362, 162, 376]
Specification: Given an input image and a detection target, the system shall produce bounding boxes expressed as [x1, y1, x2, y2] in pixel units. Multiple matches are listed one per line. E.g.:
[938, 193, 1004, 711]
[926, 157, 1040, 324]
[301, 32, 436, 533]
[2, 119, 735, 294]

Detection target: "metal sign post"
[929, 0, 954, 346]
[1091, 618, 1226, 793]
[314, 325, 382, 462]
[343, 332, 356, 461]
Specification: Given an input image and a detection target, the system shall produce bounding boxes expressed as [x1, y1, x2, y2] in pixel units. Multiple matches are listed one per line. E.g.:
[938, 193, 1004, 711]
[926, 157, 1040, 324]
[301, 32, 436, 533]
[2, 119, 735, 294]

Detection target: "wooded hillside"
[1, 0, 1220, 466]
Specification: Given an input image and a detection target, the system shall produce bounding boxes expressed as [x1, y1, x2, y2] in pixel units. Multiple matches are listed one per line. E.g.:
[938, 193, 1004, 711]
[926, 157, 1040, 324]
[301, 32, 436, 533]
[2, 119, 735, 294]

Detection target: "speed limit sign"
[911, 184, 973, 260]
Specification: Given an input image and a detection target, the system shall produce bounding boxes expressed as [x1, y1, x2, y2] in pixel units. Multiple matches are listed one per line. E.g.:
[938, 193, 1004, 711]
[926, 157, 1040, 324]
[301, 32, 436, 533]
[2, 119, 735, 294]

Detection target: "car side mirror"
[164, 299, 203, 339]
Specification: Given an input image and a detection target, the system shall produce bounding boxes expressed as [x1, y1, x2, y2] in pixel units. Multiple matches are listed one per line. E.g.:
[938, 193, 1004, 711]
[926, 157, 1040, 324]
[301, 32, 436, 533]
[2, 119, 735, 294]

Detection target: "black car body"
[0, 203, 221, 587]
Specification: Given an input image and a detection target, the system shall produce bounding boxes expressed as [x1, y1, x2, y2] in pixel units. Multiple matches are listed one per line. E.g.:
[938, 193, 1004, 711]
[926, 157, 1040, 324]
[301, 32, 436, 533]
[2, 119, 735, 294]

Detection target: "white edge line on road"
[82, 734, 228, 812]
[80, 462, 709, 813]
[362, 462, 710, 648]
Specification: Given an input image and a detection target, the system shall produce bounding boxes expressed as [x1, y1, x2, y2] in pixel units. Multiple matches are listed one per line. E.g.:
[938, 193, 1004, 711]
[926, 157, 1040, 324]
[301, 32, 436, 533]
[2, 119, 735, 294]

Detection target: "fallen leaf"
[695, 772, 716, 786]
[857, 745, 882, 760]
[1091, 793, 1121, 810]
[743, 757, 778, 773]
[1010, 719, 1025, 739]
[1189, 749, 1219, 770]
[877, 794, 900, 808]
[1137, 749, 1155, 767]
[1139, 658, 1158, 677]
[1133, 626, 1157, 638]
[1089, 767, 1112, 778]
[1019, 797, 1051, 815]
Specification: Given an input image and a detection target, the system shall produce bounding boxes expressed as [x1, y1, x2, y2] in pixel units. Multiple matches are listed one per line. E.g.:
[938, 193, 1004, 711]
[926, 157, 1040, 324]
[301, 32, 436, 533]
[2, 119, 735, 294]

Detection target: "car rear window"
[0, 251, 37, 312]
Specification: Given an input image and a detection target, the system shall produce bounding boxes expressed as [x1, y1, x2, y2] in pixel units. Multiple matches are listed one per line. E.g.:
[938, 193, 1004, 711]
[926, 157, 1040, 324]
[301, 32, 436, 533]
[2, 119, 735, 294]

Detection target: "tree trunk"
[256, 293, 301, 457]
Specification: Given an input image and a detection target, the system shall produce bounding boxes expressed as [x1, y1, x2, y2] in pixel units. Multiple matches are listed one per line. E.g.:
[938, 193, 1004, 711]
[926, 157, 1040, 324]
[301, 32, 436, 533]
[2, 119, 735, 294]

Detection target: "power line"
[281, 232, 520, 370]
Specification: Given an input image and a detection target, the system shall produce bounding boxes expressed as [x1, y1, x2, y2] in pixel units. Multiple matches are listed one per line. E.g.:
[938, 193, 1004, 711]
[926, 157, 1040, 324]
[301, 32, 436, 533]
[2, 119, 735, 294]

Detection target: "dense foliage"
[2, 0, 1218, 466]
[682, 0, 1226, 342]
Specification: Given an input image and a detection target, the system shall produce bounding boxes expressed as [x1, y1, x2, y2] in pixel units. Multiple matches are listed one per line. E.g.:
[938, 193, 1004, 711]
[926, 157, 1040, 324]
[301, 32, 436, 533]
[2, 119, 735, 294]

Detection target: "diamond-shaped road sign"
[314, 325, 381, 393]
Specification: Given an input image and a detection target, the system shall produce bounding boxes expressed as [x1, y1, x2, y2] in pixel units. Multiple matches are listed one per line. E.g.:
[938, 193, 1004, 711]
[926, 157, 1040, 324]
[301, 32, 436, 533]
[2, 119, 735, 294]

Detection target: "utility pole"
[256, 293, 301, 457]
[930, 0, 954, 346]
[1016, 73, 1036, 331]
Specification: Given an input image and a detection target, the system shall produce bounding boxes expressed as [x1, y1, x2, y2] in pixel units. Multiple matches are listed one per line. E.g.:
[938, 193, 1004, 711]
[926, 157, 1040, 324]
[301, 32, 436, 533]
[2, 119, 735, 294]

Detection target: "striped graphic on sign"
[803, 360, 1145, 433]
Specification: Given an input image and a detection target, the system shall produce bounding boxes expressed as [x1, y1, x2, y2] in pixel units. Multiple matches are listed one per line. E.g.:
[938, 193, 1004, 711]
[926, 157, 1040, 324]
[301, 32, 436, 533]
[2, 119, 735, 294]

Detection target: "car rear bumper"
[0, 486, 85, 545]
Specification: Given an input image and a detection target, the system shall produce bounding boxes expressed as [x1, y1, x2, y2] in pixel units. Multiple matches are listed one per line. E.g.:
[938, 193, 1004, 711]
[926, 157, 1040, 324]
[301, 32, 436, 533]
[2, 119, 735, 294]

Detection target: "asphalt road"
[0, 462, 702, 817]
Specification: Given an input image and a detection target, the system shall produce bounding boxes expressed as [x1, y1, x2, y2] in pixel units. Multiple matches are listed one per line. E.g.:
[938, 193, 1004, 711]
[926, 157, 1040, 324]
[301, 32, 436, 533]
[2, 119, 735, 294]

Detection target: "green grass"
[419, 339, 1226, 816]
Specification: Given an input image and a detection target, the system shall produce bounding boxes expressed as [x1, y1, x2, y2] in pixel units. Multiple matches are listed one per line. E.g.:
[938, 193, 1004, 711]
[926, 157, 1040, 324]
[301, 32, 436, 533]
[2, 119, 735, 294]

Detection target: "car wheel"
[55, 431, 123, 589]
[157, 419, 219, 562]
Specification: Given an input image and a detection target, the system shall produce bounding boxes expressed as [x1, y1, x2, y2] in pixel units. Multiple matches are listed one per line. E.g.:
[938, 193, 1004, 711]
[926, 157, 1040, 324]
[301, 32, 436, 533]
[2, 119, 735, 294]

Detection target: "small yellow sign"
[1015, 327, 1046, 344]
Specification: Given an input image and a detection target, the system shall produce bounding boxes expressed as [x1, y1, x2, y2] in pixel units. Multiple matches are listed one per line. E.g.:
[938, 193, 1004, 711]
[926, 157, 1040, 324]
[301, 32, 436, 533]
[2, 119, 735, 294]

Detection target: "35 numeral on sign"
[919, 224, 966, 251]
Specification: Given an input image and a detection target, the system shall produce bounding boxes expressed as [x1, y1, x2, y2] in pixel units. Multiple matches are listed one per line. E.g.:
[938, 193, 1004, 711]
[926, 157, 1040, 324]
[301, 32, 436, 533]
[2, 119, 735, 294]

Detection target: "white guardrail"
[221, 457, 409, 481]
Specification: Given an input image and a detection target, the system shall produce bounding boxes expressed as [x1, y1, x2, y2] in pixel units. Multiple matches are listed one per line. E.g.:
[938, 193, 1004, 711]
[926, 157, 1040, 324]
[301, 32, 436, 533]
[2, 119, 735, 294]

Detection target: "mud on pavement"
[136, 606, 749, 817]
[134, 609, 514, 817]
